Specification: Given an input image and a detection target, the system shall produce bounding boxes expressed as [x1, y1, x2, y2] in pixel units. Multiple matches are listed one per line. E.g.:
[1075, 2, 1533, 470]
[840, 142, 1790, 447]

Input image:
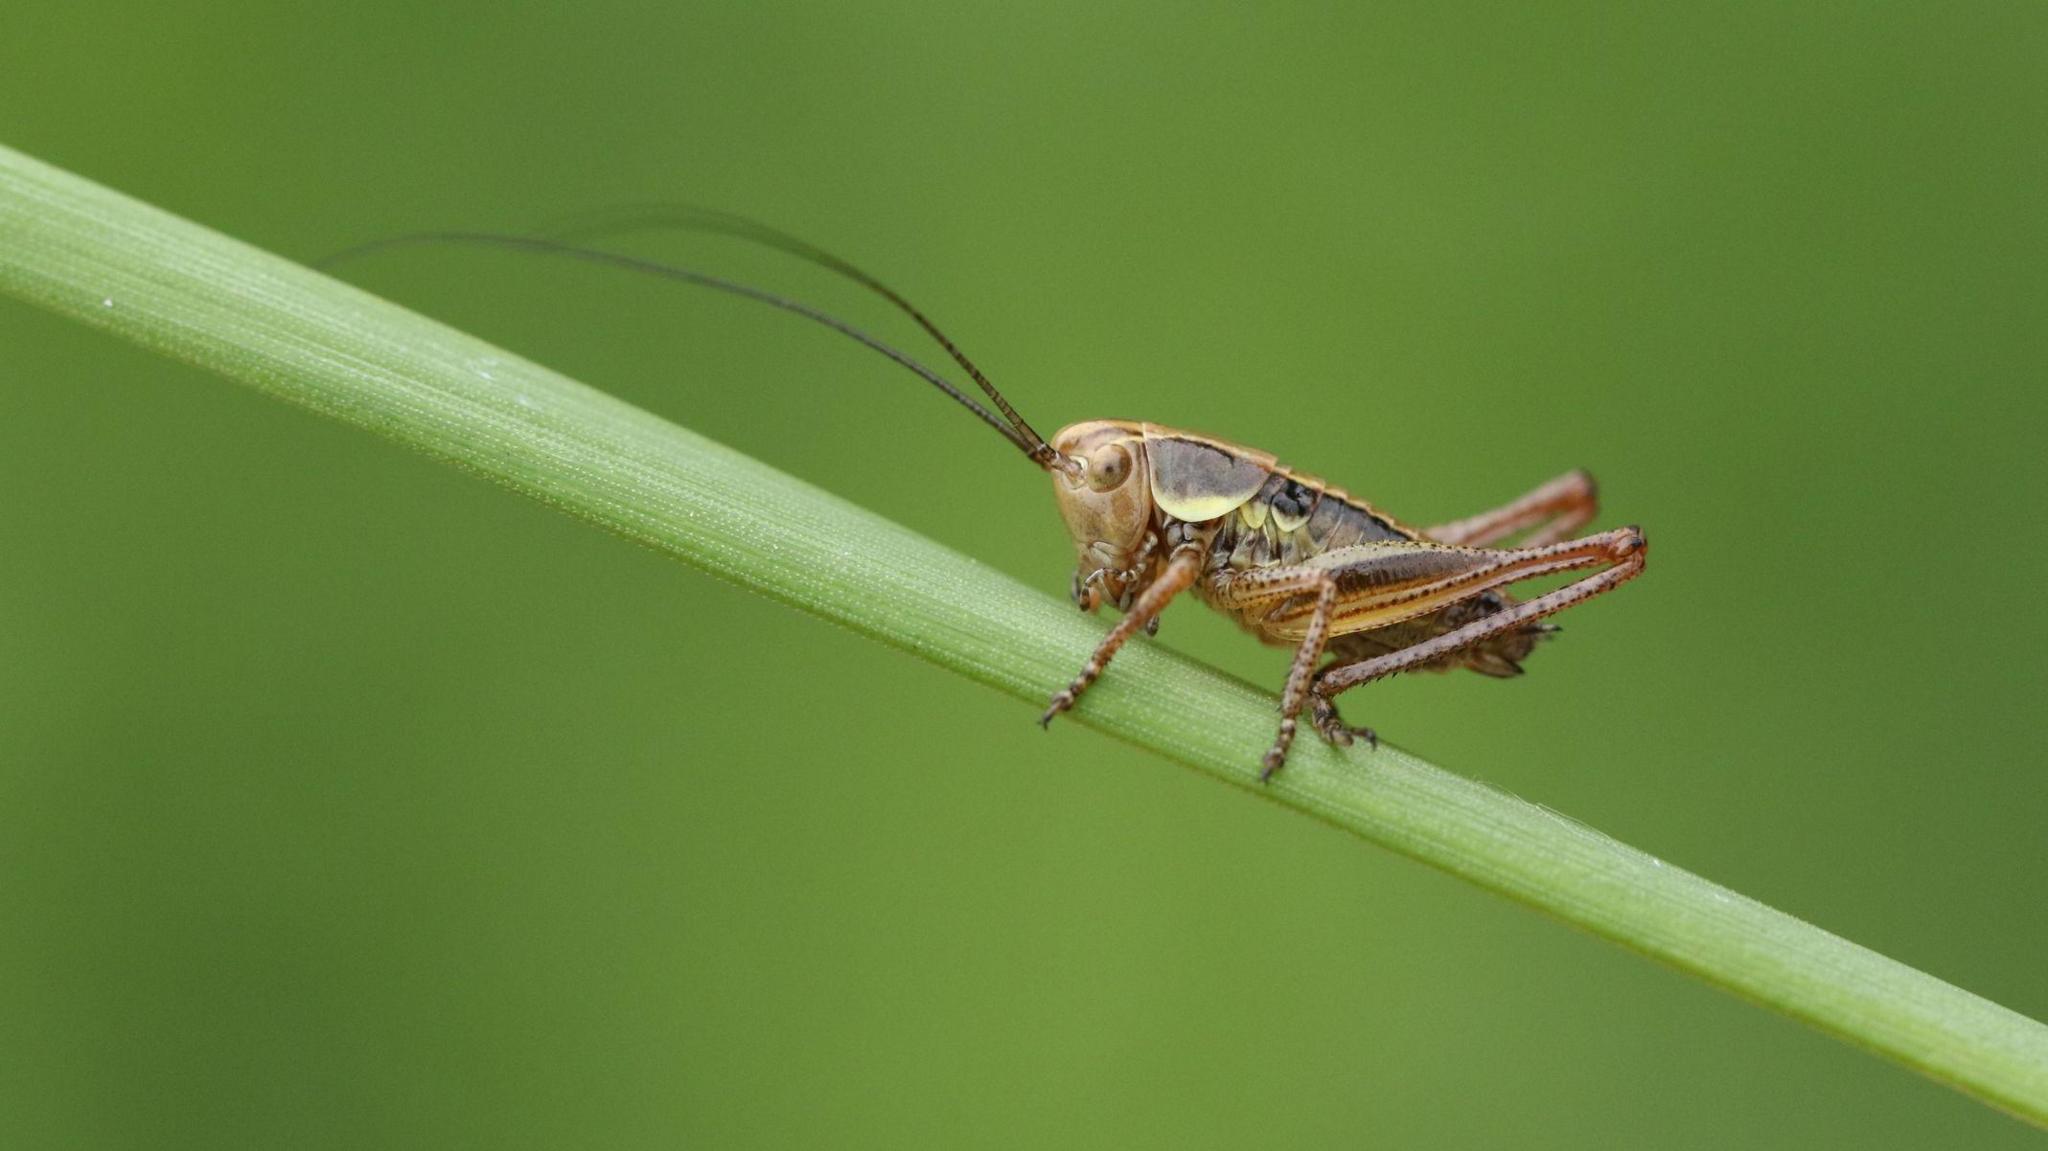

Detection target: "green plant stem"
[3, 142, 2044, 1125]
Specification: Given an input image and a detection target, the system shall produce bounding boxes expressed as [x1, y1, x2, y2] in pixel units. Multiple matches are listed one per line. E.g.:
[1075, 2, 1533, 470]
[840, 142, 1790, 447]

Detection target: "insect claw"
[1039, 691, 1075, 729]
[1309, 696, 1376, 750]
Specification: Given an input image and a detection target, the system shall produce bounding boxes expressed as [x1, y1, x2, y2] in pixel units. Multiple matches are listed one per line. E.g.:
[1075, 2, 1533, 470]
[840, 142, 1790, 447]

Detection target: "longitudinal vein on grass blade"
[3, 142, 2044, 1126]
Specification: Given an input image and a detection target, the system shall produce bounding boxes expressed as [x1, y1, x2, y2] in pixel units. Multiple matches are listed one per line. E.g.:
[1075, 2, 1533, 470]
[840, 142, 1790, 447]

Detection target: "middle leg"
[1206, 567, 1344, 779]
[1266, 576, 1338, 780]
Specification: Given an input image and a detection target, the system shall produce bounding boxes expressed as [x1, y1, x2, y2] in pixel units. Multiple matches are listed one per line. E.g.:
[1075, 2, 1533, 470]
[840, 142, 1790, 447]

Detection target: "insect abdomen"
[1211, 470, 1416, 571]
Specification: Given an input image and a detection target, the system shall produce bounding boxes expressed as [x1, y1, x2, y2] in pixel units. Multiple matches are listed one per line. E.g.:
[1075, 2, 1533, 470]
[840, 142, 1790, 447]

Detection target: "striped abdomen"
[1202, 468, 1417, 573]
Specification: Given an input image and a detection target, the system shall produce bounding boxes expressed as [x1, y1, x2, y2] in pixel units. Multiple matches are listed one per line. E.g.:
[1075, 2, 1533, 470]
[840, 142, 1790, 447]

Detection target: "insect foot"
[1038, 689, 1076, 729]
[1310, 695, 1376, 751]
[1259, 719, 1298, 782]
[1039, 663, 1101, 728]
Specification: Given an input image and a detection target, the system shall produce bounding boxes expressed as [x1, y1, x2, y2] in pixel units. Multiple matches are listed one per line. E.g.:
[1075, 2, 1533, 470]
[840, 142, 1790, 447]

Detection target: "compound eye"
[1084, 443, 1133, 492]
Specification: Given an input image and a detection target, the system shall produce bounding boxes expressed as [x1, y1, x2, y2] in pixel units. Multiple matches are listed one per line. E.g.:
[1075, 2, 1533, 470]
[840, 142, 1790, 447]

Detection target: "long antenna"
[317, 231, 1049, 464]
[535, 204, 1059, 468]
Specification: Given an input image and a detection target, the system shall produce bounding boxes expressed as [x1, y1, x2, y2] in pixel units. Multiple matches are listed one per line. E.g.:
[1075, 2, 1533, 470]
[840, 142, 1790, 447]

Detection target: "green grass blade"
[3, 141, 2044, 1126]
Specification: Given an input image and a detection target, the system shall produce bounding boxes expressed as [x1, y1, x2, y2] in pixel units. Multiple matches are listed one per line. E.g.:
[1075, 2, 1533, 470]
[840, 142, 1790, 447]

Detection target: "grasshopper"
[331, 208, 1646, 778]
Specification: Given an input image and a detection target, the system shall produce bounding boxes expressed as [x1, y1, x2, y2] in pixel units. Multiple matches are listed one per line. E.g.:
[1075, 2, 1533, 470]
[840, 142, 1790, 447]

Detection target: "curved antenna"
[317, 231, 1048, 464]
[534, 203, 1058, 468]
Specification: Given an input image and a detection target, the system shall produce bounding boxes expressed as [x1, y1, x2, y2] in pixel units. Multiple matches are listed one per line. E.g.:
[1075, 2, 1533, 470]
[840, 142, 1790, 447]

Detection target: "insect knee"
[1610, 525, 1648, 563]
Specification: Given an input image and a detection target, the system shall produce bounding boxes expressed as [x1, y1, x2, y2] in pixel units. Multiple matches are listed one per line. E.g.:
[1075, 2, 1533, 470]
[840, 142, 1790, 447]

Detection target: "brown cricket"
[333, 207, 1646, 779]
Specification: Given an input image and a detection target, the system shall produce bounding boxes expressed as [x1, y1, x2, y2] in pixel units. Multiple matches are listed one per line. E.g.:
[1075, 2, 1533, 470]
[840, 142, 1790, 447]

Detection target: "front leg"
[1040, 548, 1203, 728]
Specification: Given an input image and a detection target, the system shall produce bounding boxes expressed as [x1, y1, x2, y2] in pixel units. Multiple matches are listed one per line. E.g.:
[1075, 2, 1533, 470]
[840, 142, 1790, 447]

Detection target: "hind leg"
[1309, 691, 1377, 749]
[1313, 527, 1647, 716]
[1425, 470, 1598, 548]
[1214, 526, 1643, 776]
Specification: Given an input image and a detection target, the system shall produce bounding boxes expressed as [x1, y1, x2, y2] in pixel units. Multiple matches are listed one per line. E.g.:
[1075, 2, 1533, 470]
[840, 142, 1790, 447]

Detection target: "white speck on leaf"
[101, 297, 114, 308]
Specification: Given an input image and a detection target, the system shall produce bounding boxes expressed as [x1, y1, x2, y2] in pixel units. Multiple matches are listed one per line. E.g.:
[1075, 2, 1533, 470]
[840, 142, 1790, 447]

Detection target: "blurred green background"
[4, 3, 2045, 1146]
